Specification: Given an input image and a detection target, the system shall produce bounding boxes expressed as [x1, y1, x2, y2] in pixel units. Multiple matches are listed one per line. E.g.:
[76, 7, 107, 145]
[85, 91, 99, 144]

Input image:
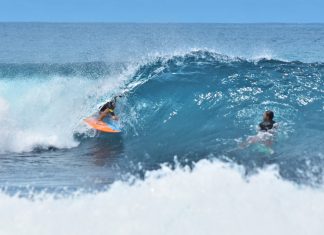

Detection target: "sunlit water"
[0, 23, 323, 234]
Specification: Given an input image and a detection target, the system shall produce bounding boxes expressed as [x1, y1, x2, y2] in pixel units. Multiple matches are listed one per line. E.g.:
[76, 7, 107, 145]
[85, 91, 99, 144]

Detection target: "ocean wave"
[0, 50, 323, 186]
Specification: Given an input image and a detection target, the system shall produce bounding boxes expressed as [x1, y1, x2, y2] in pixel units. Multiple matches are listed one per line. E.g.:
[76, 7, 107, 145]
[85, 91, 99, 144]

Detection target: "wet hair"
[111, 101, 116, 108]
[265, 110, 274, 120]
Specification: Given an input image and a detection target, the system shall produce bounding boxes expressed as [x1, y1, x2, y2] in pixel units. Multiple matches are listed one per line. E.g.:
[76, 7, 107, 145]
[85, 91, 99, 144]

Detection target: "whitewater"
[1, 160, 324, 235]
[0, 23, 323, 234]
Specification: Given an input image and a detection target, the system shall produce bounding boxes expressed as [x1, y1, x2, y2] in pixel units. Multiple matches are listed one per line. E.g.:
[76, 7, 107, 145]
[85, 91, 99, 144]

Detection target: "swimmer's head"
[263, 110, 274, 121]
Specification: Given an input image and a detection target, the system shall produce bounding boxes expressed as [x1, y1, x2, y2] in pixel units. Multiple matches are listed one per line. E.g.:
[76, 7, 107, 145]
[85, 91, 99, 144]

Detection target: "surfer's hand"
[112, 116, 119, 121]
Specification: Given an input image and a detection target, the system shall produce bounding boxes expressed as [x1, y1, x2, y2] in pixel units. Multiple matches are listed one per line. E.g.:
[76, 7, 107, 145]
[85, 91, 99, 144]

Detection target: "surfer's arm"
[111, 114, 119, 120]
[268, 123, 279, 134]
[108, 111, 119, 120]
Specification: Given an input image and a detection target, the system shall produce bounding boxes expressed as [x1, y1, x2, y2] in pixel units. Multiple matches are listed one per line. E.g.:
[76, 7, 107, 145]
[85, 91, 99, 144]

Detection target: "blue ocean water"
[0, 23, 324, 234]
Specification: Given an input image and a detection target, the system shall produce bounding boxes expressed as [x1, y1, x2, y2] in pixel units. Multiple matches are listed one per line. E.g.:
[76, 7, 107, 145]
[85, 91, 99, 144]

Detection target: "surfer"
[240, 110, 278, 148]
[97, 96, 121, 122]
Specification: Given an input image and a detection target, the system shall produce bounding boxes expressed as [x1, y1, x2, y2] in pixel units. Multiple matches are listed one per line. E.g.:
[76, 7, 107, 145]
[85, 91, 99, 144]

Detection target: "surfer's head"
[263, 110, 274, 121]
[111, 101, 116, 109]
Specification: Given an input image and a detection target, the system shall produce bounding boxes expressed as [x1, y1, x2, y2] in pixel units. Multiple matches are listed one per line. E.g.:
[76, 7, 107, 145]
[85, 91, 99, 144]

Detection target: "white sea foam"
[0, 65, 136, 153]
[0, 160, 323, 235]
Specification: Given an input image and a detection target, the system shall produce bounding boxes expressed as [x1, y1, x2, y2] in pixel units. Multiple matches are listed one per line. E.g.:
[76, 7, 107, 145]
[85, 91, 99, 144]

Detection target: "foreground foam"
[0, 160, 323, 235]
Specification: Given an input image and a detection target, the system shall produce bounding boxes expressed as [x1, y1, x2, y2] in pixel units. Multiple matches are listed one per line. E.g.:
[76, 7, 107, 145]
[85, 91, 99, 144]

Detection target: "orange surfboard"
[84, 116, 121, 133]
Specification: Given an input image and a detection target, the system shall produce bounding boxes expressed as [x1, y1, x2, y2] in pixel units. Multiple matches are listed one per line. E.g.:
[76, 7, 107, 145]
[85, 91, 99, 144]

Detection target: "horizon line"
[0, 21, 323, 24]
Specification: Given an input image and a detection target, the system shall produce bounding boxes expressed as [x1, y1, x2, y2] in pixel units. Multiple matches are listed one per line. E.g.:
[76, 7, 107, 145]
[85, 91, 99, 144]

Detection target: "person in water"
[97, 96, 120, 122]
[259, 110, 276, 132]
[241, 110, 278, 148]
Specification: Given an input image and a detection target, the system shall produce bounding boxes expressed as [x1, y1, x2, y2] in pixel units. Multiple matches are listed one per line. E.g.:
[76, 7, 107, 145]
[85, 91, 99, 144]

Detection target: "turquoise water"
[0, 23, 323, 234]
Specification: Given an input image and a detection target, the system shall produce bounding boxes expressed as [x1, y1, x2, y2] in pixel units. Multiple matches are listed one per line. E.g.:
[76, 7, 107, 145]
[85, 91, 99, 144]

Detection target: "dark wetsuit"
[259, 120, 276, 131]
[99, 101, 115, 116]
